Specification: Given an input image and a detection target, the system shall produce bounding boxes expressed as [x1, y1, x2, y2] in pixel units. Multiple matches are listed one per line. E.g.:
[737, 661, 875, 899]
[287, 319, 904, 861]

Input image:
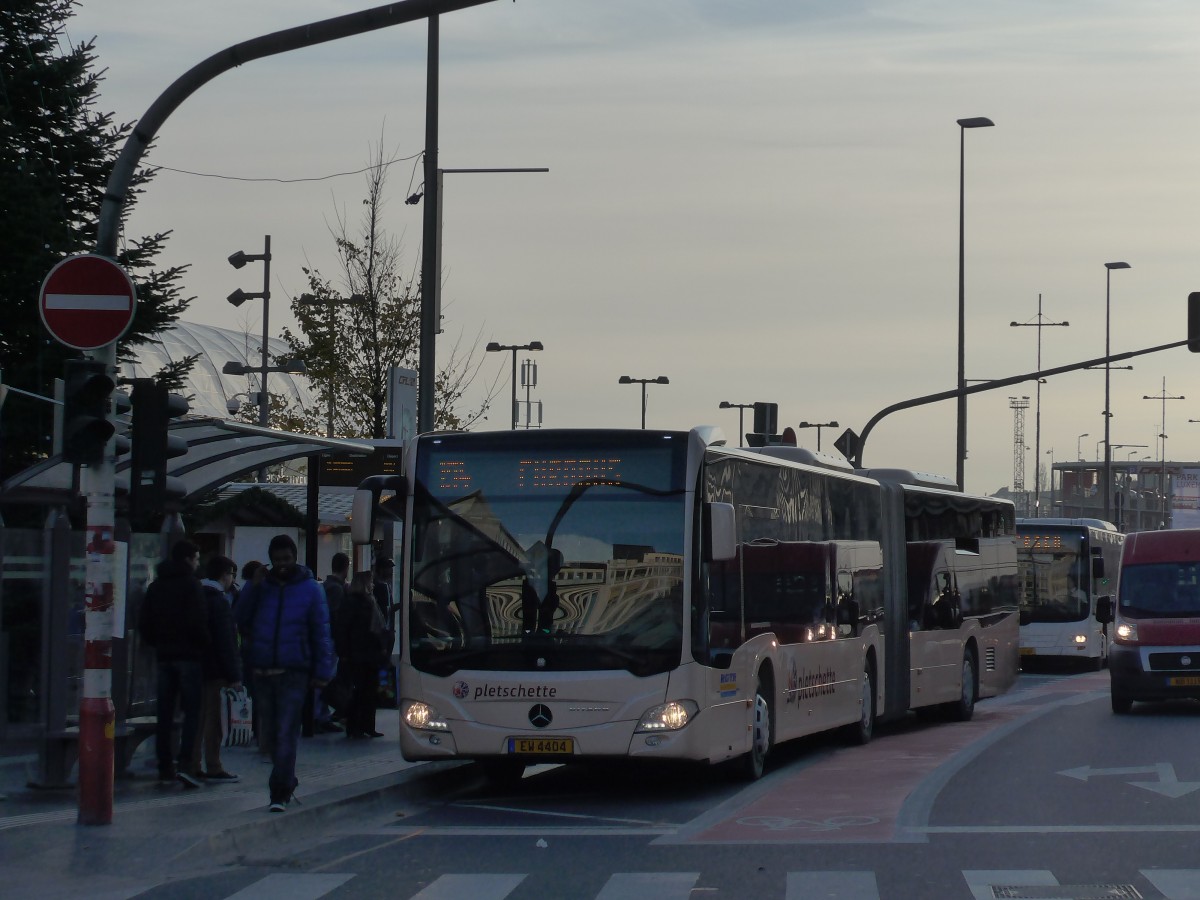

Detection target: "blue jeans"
[155, 659, 203, 777]
[255, 670, 310, 802]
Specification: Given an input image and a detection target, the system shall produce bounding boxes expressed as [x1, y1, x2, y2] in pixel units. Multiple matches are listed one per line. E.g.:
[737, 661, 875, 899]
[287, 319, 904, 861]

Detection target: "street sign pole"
[77, 341, 117, 826]
[39, 253, 134, 826]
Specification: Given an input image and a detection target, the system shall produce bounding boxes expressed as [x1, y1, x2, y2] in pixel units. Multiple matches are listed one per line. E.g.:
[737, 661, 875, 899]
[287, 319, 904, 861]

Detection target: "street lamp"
[718, 401, 754, 447]
[297, 292, 366, 436]
[1102, 261, 1131, 523]
[619, 375, 669, 429]
[1011, 294, 1068, 517]
[1076, 432, 1089, 461]
[227, 236, 272, 432]
[1143, 377, 1185, 528]
[412, 166, 549, 434]
[222, 355, 307, 482]
[955, 115, 995, 492]
[486, 341, 543, 430]
[797, 420, 839, 452]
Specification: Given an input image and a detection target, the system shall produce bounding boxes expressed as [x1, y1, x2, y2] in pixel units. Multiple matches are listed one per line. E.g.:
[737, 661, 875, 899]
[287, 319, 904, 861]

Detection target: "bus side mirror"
[350, 488, 377, 545]
[1095, 596, 1113, 624]
[706, 502, 737, 561]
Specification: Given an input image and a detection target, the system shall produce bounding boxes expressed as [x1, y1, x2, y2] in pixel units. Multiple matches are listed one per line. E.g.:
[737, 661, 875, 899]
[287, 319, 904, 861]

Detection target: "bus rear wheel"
[741, 685, 772, 781]
[945, 649, 977, 722]
[845, 661, 876, 745]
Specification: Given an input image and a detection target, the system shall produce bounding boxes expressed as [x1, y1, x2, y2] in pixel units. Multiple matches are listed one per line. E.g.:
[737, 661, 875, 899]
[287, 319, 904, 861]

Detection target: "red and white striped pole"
[78, 344, 116, 825]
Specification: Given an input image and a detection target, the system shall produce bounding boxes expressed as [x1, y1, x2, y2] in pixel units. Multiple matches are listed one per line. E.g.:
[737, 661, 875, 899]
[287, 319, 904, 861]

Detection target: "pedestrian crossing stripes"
[212, 868, 1200, 900]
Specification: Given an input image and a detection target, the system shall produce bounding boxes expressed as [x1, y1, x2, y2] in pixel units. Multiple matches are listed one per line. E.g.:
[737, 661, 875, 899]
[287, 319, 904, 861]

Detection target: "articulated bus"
[1015, 518, 1124, 669]
[352, 428, 1018, 780]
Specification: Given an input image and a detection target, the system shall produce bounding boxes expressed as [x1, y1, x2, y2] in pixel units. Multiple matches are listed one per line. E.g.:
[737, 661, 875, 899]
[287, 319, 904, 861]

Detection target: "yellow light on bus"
[635, 700, 699, 732]
[403, 700, 449, 731]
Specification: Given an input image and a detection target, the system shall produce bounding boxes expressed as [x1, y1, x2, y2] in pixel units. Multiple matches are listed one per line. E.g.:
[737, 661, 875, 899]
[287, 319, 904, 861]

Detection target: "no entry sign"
[39, 254, 137, 351]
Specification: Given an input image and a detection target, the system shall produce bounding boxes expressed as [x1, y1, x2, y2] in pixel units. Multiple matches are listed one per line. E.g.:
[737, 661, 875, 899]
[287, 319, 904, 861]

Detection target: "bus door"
[908, 543, 962, 706]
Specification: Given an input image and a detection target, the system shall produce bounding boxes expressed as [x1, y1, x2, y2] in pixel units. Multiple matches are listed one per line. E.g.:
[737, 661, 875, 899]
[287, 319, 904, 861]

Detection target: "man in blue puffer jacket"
[235, 534, 335, 812]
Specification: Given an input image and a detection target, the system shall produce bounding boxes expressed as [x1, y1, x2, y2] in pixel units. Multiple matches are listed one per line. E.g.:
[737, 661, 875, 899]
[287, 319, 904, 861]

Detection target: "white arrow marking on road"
[1058, 762, 1200, 797]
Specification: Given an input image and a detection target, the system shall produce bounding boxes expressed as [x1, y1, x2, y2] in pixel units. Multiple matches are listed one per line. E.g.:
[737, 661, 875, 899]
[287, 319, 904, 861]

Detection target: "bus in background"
[1015, 518, 1123, 670]
[1110, 528, 1200, 714]
[352, 428, 1018, 781]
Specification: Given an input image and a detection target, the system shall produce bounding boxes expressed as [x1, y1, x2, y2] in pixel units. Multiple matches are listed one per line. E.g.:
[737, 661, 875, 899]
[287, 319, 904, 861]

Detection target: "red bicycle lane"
[673, 672, 1108, 844]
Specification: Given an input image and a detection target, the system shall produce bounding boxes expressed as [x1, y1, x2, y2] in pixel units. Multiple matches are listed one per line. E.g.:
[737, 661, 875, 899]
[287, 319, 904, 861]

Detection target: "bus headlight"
[1073, 634, 1088, 644]
[403, 700, 449, 731]
[1115, 622, 1138, 644]
[635, 700, 698, 733]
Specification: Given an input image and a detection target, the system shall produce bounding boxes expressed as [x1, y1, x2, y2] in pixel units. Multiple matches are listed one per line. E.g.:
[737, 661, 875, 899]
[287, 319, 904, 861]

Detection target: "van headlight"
[403, 700, 449, 731]
[1115, 622, 1138, 644]
[635, 700, 698, 732]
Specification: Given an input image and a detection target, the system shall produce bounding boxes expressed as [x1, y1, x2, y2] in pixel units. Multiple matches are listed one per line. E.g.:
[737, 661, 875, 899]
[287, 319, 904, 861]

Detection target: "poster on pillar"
[387, 366, 418, 441]
[1172, 469, 1200, 529]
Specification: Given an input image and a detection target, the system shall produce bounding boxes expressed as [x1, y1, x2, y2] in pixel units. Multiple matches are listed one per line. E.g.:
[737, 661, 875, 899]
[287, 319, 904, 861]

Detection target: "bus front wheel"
[742, 685, 772, 781]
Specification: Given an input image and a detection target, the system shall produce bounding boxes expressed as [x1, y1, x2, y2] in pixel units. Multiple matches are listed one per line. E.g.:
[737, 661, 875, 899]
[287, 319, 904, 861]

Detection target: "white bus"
[353, 428, 1018, 780]
[1015, 518, 1124, 669]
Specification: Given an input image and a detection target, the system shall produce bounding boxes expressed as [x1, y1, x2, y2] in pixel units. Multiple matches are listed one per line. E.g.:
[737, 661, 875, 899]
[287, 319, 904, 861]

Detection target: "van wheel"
[845, 661, 876, 745]
[1111, 694, 1133, 715]
[946, 649, 977, 721]
[742, 685, 772, 781]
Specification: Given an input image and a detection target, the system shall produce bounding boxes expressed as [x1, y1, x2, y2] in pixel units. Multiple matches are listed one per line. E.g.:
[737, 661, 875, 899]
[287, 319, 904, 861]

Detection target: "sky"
[65, 0, 1200, 495]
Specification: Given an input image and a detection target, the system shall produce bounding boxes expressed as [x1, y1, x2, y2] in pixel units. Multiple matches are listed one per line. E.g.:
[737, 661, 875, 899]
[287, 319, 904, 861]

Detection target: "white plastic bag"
[220, 686, 254, 748]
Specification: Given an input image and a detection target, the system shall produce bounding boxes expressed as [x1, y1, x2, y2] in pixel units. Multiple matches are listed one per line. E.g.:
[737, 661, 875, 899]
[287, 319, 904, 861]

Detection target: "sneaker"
[203, 770, 240, 783]
[176, 771, 203, 789]
[268, 799, 288, 813]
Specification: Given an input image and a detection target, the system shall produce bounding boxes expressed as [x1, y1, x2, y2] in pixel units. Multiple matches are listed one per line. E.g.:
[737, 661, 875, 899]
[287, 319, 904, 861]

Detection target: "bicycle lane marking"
[664, 674, 1107, 845]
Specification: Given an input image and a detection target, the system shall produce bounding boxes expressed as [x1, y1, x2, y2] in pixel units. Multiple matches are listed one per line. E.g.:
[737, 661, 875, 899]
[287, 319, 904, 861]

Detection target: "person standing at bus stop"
[138, 539, 209, 788]
[236, 535, 335, 812]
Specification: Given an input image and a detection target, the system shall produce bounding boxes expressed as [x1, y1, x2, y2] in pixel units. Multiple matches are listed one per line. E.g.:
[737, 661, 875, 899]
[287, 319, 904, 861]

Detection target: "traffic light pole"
[77, 341, 117, 825]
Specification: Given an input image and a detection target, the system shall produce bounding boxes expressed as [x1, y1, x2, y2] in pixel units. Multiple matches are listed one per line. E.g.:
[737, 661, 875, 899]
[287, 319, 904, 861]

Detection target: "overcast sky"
[67, 0, 1200, 495]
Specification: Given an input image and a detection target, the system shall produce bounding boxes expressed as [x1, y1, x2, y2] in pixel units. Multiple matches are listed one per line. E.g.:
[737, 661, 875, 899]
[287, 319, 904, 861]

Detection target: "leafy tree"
[281, 140, 497, 439]
[0, 0, 194, 479]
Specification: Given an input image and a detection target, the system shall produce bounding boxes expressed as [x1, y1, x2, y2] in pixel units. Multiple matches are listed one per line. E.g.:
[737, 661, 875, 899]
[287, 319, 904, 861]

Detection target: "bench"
[31, 717, 163, 789]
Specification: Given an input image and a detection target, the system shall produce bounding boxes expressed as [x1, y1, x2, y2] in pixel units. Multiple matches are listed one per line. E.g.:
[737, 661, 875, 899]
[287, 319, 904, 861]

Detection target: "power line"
[147, 151, 423, 185]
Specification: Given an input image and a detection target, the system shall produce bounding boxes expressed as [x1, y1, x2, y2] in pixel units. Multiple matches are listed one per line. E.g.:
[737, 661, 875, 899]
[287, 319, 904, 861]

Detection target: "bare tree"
[282, 138, 497, 438]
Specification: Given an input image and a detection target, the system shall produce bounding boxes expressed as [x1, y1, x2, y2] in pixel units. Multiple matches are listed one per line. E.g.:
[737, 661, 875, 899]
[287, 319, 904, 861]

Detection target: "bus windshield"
[407, 433, 687, 676]
[1017, 531, 1090, 623]
[1119, 562, 1200, 618]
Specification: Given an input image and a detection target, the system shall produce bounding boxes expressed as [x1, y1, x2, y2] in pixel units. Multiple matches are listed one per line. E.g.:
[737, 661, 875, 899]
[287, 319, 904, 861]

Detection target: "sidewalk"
[0, 712, 462, 900]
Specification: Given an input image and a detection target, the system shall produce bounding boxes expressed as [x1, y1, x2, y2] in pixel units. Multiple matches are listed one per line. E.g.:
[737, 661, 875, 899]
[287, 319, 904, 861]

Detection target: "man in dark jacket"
[312, 552, 351, 734]
[138, 539, 209, 787]
[191, 555, 242, 783]
[235, 534, 335, 812]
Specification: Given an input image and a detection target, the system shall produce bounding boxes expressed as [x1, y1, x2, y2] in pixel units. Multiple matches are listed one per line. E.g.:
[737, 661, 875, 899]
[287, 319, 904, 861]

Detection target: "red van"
[1108, 529, 1200, 713]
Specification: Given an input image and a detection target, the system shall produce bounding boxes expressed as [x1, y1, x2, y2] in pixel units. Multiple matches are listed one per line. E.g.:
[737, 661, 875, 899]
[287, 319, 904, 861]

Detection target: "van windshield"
[1119, 562, 1200, 618]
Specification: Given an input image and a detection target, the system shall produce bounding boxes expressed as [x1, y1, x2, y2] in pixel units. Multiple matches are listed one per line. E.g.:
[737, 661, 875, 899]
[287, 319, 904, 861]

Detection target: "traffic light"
[1189, 292, 1200, 352]
[62, 359, 115, 464]
[130, 378, 190, 520]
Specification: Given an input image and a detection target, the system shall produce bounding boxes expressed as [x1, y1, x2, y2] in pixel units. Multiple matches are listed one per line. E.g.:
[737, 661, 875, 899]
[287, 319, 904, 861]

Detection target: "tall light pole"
[619, 375, 669, 429]
[412, 165, 548, 434]
[227, 236, 272, 430]
[1143, 377, 1185, 528]
[1102, 261, 1131, 523]
[956, 116, 995, 492]
[1076, 432, 1089, 461]
[486, 341, 542, 429]
[1011, 293, 1068, 516]
[297, 292, 366, 436]
[719, 401, 754, 447]
[797, 420, 839, 451]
